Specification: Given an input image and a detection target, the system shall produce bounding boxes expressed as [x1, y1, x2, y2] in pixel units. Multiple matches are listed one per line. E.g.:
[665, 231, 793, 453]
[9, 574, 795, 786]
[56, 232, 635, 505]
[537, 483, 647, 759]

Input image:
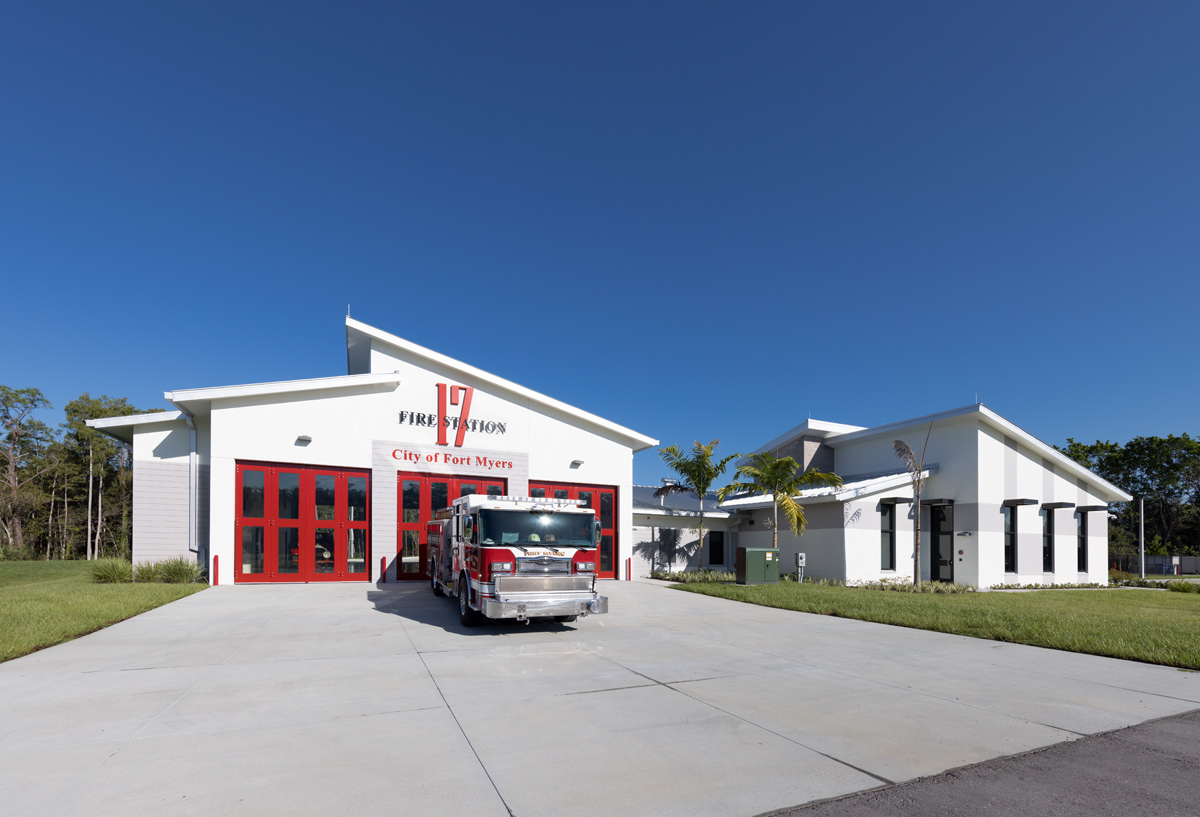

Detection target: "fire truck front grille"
[494, 575, 593, 594]
[516, 556, 573, 574]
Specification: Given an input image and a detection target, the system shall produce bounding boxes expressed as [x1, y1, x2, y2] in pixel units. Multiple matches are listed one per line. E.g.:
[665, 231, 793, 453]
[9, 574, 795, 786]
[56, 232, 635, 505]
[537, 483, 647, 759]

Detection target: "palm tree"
[893, 422, 934, 589]
[717, 452, 842, 548]
[654, 440, 739, 568]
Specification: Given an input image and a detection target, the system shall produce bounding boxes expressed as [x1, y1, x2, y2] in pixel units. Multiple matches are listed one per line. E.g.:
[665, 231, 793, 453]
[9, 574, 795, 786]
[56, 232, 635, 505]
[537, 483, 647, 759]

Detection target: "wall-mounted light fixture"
[570, 459, 584, 468]
[956, 531, 972, 537]
[296, 435, 312, 445]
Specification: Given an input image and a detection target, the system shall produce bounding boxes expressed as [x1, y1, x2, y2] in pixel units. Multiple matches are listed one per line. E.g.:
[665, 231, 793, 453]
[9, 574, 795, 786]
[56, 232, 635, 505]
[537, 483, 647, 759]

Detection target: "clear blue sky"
[2, 2, 1196, 486]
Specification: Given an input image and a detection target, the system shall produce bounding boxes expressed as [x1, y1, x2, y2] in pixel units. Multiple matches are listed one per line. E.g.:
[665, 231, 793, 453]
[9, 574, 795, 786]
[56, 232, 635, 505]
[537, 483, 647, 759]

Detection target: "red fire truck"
[428, 494, 609, 626]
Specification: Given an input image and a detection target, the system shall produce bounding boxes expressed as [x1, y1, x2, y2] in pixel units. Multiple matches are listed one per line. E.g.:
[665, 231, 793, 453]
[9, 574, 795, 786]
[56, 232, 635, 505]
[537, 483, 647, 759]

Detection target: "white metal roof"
[163, 372, 403, 416]
[86, 411, 187, 444]
[345, 317, 659, 452]
[717, 467, 935, 510]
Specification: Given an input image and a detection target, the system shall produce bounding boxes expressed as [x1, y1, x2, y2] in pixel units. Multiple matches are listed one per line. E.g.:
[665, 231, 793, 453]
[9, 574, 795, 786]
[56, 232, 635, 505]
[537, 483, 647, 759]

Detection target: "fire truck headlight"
[489, 562, 513, 575]
[576, 562, 595, 573]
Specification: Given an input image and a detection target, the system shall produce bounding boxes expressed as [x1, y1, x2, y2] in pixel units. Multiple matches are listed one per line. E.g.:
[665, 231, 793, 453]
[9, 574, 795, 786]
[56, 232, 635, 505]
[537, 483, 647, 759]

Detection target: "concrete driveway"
[1, 580, 1197, 817]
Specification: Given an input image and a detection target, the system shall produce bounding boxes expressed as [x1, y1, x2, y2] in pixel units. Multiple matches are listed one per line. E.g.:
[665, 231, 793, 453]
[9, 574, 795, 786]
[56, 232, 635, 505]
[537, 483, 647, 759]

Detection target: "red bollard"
[626, 557, 631, 581]
[212, 554, 219, 586]
[380, 556, 387, 584]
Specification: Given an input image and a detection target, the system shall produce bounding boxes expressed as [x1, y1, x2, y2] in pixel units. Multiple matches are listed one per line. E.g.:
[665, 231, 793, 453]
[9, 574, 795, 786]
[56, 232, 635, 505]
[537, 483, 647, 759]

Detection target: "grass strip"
[674, 582, 1200, 670]
[0, 562, 206, 662]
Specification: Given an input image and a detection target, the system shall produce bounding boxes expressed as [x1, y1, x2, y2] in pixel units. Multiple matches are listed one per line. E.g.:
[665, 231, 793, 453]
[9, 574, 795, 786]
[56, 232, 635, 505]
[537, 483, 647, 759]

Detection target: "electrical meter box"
[735, 547, 780, 585]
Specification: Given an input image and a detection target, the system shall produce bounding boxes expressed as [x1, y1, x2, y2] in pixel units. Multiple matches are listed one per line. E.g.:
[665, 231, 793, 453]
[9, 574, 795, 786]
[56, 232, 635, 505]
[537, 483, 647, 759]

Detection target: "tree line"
[1, 386, 150, 561]
[1059, 435, 1200, 566]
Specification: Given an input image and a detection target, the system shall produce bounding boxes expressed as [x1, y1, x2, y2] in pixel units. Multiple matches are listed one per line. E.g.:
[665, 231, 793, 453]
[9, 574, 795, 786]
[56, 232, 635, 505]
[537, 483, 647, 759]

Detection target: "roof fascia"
[85, 411, 186, 444]
[717, 468, 932, 510]
[346, 316, 659, 452]
[164, 373, 402, 414]
[633, 507, 734, 519]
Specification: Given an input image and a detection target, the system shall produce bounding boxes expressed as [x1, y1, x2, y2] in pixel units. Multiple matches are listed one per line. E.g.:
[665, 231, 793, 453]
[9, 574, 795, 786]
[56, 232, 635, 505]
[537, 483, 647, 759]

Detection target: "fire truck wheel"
[554, 615, 577, 623]
[431, 572, 444, 596]
[458, 575, 481, 627]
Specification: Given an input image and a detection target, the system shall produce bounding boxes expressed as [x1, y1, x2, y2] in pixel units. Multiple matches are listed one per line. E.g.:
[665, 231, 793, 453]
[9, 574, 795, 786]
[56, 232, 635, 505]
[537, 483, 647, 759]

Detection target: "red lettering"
[453, 386, 474, 447]
[436, 383, 449, 445]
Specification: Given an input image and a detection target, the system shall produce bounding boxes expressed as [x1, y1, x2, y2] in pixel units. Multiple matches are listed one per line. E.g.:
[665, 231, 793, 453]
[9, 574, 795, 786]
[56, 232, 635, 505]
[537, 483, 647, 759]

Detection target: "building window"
[1077, 513, 1088, 573]
[1043, 509, 1055, 572]
[708, 531, 725, 565]
[880, 503, 896, 570]
[1003, 506, 1017, 573]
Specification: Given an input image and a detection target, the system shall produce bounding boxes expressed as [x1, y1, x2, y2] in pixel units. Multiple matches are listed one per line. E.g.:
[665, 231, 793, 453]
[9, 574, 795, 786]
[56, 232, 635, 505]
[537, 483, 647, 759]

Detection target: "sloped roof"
[717, 466, 936, 510]
[747, 403, 1131, 504]
[346, 317, 658, 452]
[632, 485, 731, 518]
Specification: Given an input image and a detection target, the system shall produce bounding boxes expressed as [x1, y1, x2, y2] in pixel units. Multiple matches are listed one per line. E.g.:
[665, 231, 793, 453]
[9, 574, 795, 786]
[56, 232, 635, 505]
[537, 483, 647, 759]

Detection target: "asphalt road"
[778, 707, 1200, 817]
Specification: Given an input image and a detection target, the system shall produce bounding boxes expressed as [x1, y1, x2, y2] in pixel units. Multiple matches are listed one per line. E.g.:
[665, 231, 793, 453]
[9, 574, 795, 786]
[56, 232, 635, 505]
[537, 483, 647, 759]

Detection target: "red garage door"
[236, 462, 370, 583]
[529, 482, 617, 579]
[395, 472, 506, 581]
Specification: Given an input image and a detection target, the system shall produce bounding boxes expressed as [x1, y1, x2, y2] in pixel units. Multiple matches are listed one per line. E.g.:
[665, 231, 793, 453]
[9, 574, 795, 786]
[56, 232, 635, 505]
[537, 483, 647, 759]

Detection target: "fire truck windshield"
[477, 509, 595, 548]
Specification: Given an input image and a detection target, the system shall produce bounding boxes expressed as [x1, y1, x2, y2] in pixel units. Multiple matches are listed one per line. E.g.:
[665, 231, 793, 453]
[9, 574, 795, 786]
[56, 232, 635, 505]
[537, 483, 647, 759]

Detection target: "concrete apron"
[1, 581, 1197, 817]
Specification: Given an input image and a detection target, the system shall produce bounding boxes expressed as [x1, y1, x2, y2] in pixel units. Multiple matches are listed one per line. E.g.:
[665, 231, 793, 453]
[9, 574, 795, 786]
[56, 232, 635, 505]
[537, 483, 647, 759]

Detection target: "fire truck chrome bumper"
[482, 594, 608, 620]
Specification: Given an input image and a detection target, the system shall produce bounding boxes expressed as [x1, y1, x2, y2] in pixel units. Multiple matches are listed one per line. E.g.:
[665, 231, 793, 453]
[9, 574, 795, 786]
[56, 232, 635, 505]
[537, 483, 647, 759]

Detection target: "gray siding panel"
[133, 460, 191, 563]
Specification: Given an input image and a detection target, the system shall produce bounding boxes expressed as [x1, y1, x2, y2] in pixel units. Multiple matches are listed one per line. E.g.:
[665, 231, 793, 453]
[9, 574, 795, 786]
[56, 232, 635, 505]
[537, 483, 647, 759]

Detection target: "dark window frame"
[1003, 505, 1017, 573]
[1043, 509, 1055, 572]
[1077, 513, 1088, 573]
[880, 503, 896, 571]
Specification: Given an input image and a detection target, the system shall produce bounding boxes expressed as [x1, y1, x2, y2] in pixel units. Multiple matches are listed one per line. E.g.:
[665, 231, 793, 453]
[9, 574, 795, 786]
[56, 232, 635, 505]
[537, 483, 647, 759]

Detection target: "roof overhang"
[86, 411, 186, 444]
[164, 372, 403, 417]
[633, 507, 734, 520]
[718, 467, 935, 510]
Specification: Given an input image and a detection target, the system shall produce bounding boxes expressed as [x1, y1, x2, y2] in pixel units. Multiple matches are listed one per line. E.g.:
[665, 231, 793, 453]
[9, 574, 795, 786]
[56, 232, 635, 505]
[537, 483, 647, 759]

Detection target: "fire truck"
[428, 494, 609, 626]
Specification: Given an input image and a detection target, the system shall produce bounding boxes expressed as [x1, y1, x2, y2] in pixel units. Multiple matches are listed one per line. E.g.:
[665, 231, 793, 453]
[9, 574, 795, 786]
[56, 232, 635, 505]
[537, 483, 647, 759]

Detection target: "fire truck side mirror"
[463, 515, 474, 543]
[594, 518, 602, 547]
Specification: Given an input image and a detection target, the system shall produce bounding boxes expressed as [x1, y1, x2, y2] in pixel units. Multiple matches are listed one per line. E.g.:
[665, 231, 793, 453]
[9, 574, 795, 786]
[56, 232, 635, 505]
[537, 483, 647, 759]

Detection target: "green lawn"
[675, 582, 1200, 670]
[0, 561, 207, 663]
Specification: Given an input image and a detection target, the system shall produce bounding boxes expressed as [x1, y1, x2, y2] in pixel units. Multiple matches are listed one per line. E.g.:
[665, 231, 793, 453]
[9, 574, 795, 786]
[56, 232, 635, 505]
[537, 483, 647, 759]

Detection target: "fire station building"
[88, 317, 658, 585]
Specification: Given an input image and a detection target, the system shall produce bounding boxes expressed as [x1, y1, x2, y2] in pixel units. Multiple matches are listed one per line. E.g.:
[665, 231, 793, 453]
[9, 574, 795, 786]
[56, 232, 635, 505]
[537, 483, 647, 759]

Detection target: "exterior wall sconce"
[570, 459, 584, 468]
[296, 435, 312, 445]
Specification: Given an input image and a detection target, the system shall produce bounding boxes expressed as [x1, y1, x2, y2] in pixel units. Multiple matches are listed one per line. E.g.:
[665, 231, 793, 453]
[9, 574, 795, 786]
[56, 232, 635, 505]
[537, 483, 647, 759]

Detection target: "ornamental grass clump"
[857, 578, 974, 594]
[89, 558, 132, 584]
[1164, 580, 1200, 594]
[156, 556, 207, 584]
[132, 561, 159, 583]
[649, 569, 735, 583]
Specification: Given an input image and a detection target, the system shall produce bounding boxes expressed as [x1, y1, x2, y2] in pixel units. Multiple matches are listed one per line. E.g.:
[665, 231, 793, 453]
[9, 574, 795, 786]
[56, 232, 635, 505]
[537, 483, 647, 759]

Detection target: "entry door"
[930, 504, 955, 582]
[236, 463, 370, 583]
[396, 472, 506, 581]
[528, 482, 617, 579]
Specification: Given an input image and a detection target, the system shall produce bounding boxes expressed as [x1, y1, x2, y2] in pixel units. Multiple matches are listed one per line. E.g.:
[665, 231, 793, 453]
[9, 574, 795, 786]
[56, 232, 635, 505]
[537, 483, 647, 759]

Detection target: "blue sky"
[2, 1, 1197, 485]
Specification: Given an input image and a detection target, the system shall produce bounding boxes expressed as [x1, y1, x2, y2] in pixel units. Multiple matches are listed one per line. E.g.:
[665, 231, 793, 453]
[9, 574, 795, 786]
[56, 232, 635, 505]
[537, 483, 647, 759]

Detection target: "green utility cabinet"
[735, 547, 780, 585]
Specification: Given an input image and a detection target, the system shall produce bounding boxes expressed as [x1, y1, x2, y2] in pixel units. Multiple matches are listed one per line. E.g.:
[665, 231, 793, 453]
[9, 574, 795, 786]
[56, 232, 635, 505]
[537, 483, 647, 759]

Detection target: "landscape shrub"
[990, 582, 1106, 590]
[132, 561, 160, 583]
[649, 569, 735, 583]
[856, 578, 975, 594]
[1164, 580, 1200, 594]
[156, 556, 207, 584]
[89, 558, 132, 584]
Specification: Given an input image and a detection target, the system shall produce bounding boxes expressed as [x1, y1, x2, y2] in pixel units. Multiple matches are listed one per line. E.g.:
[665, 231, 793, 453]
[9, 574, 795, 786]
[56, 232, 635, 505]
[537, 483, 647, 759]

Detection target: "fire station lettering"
[391, 448, 514, 471]
[397, 383, 506, 447]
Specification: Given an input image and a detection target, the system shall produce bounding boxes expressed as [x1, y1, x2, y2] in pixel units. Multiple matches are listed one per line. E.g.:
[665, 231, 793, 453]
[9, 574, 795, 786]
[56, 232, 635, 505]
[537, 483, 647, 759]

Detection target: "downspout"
[166, 398, 198, 560]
